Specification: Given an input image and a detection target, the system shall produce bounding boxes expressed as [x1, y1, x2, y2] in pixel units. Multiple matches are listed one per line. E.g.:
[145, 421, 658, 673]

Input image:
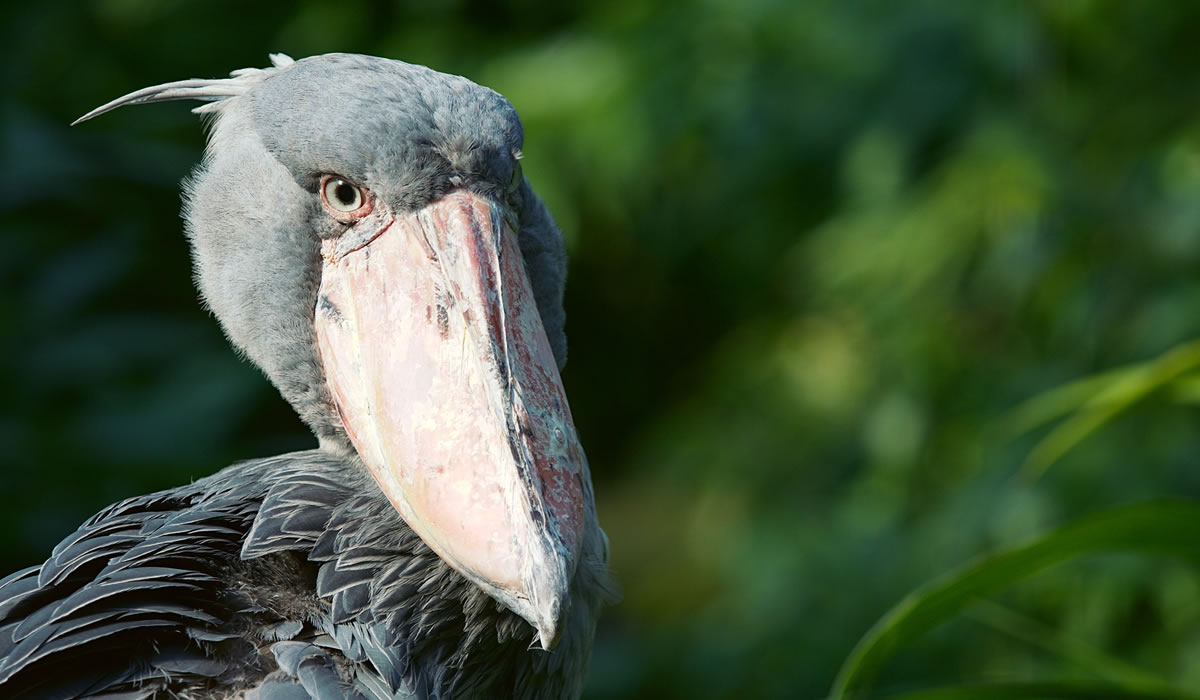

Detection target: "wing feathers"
[0, 447, 550, 698]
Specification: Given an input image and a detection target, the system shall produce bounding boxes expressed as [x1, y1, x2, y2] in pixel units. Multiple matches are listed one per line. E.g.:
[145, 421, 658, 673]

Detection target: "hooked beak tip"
[537, 623, 561, 652]
[524, 547, 572, 651]
[534, 595, 565, 651]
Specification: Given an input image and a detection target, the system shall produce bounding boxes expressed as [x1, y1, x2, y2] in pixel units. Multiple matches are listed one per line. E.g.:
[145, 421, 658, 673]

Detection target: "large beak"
[314, 189, 588, 650]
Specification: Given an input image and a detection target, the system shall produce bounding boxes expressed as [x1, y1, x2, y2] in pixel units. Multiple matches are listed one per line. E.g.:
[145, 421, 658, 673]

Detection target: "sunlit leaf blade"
[1167, 373, 1200, 404]
[881, 680, 1200, 700]
[830, 502, 1200, 700]
[1006, 340, 1200, 480]
[995, 366, 1131, 439]
[1018, 400, 1130, 481]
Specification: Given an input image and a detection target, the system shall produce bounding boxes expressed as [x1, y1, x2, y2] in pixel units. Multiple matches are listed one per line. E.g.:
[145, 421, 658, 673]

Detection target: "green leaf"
[995, 366, 1133, 439]
[830, 502, 1200, 700]
[1003, 340, 1200, 480]
[1167, 373, 1200, 405]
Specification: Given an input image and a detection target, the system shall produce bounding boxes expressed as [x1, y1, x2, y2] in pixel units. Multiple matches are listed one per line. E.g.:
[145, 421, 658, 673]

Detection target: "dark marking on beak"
[318, 295, 344, 325]
[418, 226, 439, 262]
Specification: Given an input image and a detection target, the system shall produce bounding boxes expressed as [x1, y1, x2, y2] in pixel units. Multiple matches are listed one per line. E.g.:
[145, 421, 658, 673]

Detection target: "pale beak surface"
[315, 189, 588, 649]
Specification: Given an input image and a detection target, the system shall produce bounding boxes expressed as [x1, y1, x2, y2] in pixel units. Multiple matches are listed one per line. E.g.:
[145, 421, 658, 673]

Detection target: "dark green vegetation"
[4, 1, 1200, 698]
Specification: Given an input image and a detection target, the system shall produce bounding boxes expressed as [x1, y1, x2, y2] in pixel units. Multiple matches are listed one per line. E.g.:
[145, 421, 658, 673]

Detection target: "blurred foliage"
[833, 503, 1200, 699]
[4, 0, 1200, 698]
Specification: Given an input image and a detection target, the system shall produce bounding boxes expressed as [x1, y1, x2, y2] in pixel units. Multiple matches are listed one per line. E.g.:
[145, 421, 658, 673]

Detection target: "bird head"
[75, 53, 596, 651]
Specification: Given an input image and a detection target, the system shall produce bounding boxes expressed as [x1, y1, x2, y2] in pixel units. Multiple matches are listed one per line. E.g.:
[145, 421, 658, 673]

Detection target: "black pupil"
[334, 182, 357, 206]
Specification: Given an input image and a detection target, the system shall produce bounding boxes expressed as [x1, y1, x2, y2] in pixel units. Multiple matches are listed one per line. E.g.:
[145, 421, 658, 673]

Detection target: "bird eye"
[321, 177, 366, 214]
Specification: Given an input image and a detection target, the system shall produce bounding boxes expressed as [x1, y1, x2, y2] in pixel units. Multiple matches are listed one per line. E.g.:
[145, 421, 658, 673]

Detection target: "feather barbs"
[71, 53, 296, 126]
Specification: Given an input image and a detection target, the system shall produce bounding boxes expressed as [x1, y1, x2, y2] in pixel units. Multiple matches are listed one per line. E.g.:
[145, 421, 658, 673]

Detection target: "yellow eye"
[507, 161, 523, 194]
[323, 178, 364, 212]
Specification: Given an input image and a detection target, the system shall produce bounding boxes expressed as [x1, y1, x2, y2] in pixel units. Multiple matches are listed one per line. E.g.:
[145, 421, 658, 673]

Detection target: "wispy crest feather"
[71, 53, 296, 126]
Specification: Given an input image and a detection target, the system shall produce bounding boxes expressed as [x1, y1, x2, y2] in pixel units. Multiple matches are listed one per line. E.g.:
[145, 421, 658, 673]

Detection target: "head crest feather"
[72, 53, 295, 125]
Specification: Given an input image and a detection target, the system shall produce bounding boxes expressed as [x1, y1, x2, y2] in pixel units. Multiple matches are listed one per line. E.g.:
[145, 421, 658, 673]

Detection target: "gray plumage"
[2, 54, 614, 699]
[182, 53, 568, 443]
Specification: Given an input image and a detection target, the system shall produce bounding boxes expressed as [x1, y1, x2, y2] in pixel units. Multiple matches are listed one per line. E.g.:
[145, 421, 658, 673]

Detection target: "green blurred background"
[5, 1, 1200, 698]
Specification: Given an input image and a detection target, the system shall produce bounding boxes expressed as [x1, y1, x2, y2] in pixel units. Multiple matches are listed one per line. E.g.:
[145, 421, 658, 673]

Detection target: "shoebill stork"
[0, 53, 616, 699]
